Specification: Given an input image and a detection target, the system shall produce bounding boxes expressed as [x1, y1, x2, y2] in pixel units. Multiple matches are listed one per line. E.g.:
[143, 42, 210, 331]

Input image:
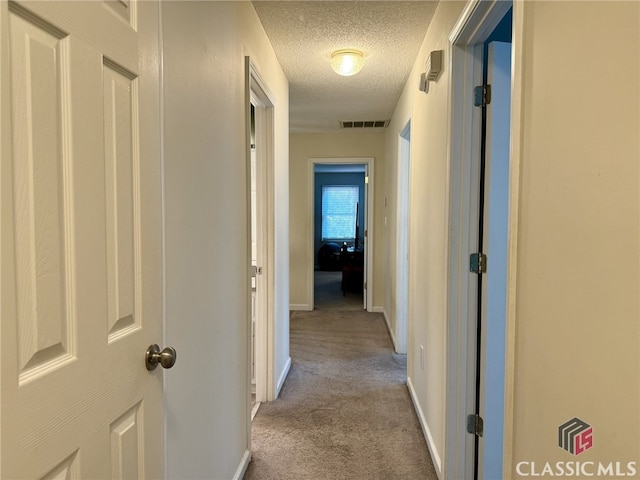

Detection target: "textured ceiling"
[252, 1, 439, 133]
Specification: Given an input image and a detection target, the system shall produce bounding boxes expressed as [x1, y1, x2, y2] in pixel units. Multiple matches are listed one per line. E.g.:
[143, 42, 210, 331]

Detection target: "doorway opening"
[445, 2, 516, 479]
[474, 13, 513, 480]
[308, 157, 374, 312]
[249, 103, 261, 419]
[314, 163, 365, 310]
[395, 120, 411, 354]
[246, 58, 276, 421]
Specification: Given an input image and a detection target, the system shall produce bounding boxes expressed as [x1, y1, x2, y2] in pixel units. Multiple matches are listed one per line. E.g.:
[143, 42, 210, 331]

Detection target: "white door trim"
[307, 157, 374, 312]
[444, 1, 522, 478]
[502, 4, 525, 475]
[246, 58, 276, 409]
[158, 3, 169, 473]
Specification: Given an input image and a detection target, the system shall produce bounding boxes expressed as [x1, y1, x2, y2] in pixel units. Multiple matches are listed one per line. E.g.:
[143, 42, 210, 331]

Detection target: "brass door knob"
[145, 344, 177, 370]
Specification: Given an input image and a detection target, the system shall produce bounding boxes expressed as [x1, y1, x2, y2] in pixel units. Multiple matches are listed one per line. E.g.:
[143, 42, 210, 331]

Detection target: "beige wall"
[386, 0, 639, 477]
[289, 132, 386, 310]
[507, 1, 639, 474]
[385, 2, 467, 475]
[162, 2, 289, 477]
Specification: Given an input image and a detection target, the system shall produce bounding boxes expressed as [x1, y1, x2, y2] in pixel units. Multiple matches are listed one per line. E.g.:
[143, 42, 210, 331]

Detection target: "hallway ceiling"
[252, 1, 438, 133]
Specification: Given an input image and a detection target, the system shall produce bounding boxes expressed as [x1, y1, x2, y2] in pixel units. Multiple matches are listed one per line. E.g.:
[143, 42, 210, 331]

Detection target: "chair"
[340, 248, 364, 296]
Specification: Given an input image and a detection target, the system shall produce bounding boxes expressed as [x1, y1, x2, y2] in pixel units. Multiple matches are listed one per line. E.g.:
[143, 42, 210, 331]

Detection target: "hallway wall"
[386, 2, 467, 476]
[506, 1, 639, 474]
[289, 132, 386, 310]
[386, 0, 639, 478]
[162, 2, 289, 478]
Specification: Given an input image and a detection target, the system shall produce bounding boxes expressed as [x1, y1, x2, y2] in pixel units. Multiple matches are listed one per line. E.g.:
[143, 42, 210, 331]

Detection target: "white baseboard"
[275, 356, 291, 398]
[290, 304, 311, 311]
[376, 308, 398, 352]
[232, 449, 251, 480]
[251, 401, 261, 421]
[407, 376, 443, 480]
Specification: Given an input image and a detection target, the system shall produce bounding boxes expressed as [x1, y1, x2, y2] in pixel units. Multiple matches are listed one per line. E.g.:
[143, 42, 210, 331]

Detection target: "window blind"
[321, 185, 359, 240]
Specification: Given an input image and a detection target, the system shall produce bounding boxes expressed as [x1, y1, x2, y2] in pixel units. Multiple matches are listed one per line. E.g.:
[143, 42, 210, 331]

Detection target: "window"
[321, 185, 359, 240]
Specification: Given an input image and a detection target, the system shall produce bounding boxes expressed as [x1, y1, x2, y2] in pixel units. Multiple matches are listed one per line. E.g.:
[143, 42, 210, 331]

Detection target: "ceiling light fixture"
[330, 49, 365, 76]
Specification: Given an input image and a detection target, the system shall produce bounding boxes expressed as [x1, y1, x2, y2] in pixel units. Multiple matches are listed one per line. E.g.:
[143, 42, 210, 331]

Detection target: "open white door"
[247, 59, 274, 403]
[1, 1, 165, 478]
[250, 137, 260, 411]
[478, 40, 512, 480]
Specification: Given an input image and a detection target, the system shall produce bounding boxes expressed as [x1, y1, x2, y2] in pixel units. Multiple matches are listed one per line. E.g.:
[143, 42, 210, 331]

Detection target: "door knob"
[146, 344, 177, 370]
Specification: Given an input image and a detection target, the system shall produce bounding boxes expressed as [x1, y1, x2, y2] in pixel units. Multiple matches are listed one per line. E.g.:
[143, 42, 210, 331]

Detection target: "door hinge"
[364, 282, 367, 290]
[467, 414, 484, 437]
[470, 253, 487, 274]
[364, 229, 368, 237]
[474, 84, 491, 107]
[251, 266, 263, 277]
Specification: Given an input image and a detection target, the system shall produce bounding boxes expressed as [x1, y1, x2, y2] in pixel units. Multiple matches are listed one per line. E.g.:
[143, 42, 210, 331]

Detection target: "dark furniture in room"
[317, 242, 342, 271]
[340, 247, 364, 296]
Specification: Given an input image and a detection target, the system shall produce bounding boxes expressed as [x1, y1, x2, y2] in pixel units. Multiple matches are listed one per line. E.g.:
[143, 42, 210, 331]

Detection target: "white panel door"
[250, 145, 257, 388]
[1, 1, 164, 478]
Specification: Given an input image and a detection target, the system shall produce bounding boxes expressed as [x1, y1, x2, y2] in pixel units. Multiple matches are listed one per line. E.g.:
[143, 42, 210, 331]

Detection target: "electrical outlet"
[420, 345, 424, 370]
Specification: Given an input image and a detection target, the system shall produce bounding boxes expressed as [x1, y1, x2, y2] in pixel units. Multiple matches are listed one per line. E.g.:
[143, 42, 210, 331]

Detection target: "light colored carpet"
[244, 286, 438, 480]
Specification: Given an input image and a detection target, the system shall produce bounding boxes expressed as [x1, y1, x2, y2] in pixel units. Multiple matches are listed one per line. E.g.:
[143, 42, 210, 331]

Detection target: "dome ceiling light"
[330, 49, 365, 76]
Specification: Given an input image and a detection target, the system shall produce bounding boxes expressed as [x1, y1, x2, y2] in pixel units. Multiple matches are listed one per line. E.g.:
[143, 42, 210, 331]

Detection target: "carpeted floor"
[313, 270, 363, 311]
[243, 273, 438, 480]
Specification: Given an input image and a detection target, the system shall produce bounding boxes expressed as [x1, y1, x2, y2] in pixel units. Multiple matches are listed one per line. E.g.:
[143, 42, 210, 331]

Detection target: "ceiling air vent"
[340, 120, 390, 129]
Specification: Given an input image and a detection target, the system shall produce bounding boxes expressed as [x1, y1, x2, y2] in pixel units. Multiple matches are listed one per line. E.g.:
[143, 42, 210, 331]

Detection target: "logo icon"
[559, 417, 593, 456]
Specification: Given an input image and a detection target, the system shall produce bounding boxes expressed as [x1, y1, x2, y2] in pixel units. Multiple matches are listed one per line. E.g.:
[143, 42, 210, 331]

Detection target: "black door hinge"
[470, 253, 487, 274]
[474, 84, 492, 107]
[467, 414, 484, 437]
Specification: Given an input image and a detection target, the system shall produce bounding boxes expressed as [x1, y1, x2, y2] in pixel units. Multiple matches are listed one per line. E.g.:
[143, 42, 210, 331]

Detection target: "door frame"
[444, 1, 523, 478]
[245, 58, 276, 408]
[307, 157, 374, 312]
